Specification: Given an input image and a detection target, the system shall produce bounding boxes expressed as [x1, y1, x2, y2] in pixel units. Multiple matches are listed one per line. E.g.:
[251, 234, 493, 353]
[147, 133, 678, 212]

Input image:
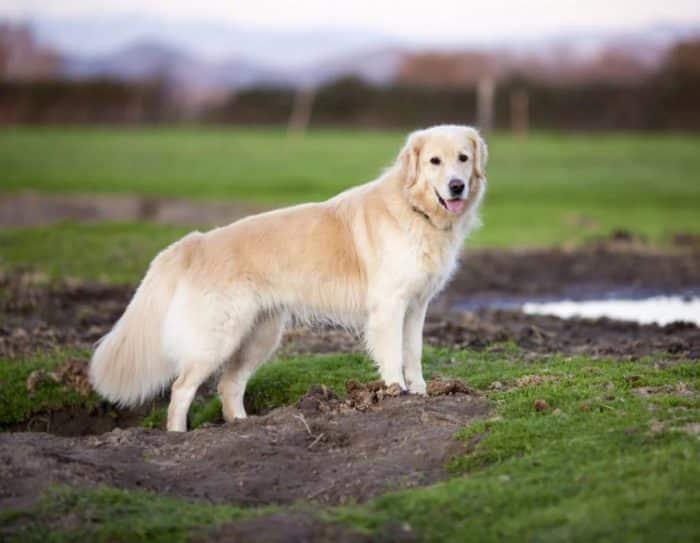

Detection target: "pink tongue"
[445, 198, 466, 214]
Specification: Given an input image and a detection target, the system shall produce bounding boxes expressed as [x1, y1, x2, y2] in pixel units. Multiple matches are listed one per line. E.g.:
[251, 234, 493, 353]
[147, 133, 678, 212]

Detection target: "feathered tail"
[89, 232, 201, 405]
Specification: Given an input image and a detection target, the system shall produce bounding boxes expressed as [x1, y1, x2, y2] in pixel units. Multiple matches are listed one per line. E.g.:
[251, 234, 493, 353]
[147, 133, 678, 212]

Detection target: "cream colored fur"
[89, 125, 488, 431]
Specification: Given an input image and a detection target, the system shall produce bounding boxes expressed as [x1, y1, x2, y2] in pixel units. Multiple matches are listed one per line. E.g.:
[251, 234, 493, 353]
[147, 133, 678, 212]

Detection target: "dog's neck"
[410, 203, 453, 232]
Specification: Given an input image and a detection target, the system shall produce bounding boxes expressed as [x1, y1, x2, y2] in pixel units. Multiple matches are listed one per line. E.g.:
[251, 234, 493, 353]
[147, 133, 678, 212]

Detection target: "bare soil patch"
[0, 192, 268, 228]
[0, 383, 487, 509]
[6, 403, 149, 436]
[2, 243, 698, 360]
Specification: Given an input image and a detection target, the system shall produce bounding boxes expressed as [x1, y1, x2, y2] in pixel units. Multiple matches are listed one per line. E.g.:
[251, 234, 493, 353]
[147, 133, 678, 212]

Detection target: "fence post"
[477, 76, 495, 133]
[510, 89, 529, 138]
[288, 87, 315, 138]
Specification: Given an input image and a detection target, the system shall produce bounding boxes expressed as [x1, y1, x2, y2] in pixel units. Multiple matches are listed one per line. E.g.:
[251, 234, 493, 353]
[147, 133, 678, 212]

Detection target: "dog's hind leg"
[218, 311, 287, 423]
[165, 286, 259, 432]
[167, 359, 225, 432]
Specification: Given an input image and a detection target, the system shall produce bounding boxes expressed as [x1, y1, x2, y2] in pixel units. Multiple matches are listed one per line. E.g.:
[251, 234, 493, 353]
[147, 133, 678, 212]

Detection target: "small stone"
[533, 399, 550, 412]
[649, 420, 665, 434]
[12, 328, 29, 340]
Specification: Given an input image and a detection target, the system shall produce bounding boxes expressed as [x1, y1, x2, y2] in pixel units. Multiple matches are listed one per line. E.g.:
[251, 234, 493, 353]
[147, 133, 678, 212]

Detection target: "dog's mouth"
[435, 190, 467, 215]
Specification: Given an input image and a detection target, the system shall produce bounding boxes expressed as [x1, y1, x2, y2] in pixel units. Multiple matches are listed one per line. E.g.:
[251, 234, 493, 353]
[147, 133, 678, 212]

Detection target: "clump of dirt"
[6, 356, 156, 437]
[427, 379, 475, 396]
[533, 399, 550, 412]
[344, 379, 402, 410]
[26, 358, 91, 397]
[297, 379, 476, 416]
[0, 383, 489, 509]
[296, 384, 342, 413]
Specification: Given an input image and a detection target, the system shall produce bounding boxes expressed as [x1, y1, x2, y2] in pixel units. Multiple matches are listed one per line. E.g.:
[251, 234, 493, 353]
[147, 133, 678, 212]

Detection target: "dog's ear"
[397, 130, 424, 188]
[469, 130, 488, 180]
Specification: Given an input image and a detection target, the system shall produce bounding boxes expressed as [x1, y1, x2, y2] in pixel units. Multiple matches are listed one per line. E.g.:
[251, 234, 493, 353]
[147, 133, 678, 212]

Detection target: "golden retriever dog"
[90, 125, 488, 431]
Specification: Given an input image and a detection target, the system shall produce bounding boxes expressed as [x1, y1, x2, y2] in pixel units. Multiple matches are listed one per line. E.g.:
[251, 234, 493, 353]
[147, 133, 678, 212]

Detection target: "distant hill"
[63, 41, 288, 91]
[9, 15, 699, 94]
[31, 15, 396, 69]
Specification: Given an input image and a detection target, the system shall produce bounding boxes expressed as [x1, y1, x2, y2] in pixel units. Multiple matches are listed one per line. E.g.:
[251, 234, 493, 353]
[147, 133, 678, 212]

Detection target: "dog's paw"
[407, 379, 427, 396]
[222, 410, 247, 424]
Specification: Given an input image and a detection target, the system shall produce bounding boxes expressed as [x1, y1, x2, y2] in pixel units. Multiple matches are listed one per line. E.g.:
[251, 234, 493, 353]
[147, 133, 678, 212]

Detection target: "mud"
[3, 243, 698, 360]
[7, 402, 150, 436]
[0, 384, 487, 509]
[0, 192, 267, 228]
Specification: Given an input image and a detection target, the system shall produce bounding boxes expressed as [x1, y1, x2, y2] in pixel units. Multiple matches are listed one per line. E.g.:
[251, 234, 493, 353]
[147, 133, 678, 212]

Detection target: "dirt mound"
[25, 357, 91, 397]
[297, 379, 476, 415]
[0, 383, 488, 509]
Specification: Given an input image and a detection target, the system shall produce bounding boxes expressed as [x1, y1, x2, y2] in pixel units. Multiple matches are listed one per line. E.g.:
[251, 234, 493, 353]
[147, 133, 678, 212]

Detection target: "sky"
[2, 0, 700, 44]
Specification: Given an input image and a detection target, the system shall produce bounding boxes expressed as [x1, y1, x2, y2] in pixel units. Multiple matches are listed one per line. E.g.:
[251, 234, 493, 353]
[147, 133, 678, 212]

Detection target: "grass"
[2, 347, 699, 541]
[0, 222, 190, 283]
[0, 349, 380, 430]
[1, 127, 699, 252]
[338, 352, 700, 542]
[0, 486, 257, 543]
[0, 351, 100, 427]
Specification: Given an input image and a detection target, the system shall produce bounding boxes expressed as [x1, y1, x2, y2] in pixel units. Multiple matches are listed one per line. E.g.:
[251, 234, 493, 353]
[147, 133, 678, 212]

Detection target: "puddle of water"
[523, 296, 700, 326]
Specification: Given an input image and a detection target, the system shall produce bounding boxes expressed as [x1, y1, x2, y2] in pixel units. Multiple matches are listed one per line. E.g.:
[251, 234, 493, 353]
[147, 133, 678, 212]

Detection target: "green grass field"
[1, 126, 699, 250]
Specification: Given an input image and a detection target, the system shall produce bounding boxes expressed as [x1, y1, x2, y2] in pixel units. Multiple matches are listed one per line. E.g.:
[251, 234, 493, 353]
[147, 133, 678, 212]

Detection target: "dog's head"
[398, 125, 487, 227]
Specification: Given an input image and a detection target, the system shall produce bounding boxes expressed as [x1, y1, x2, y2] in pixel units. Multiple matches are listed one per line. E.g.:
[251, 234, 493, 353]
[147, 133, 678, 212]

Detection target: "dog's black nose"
[449, 178, 465, 196]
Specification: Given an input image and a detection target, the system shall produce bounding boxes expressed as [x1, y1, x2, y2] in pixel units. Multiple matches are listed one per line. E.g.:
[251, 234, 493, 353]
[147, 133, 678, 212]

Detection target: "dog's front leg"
[403, 299, 429, 395]
[366, 300, 408, 389]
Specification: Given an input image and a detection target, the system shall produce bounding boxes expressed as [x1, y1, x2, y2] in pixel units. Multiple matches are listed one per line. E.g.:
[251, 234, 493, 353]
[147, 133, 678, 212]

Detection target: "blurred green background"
[2, 126, 699, 283]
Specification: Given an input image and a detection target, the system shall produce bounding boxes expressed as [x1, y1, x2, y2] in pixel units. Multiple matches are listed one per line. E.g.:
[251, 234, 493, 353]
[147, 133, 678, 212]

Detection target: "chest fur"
[380, 227, 461, 302]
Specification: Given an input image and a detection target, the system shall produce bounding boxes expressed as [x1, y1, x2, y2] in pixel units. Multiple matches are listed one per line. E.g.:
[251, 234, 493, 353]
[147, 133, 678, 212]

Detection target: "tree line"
[1, 39, 698, 131]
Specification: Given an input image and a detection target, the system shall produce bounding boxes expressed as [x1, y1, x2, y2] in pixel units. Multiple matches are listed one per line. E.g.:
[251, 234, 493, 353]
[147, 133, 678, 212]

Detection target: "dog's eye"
[430, 157, 441, 165]
[459, 153, 469, 162]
